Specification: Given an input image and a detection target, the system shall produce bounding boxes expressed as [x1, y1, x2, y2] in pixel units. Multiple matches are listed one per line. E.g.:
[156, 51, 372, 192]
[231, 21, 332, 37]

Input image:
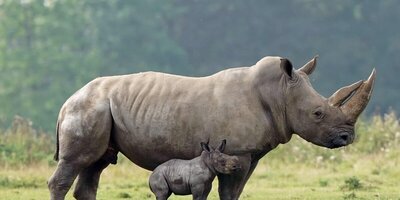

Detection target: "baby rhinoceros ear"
[200, 142, 211, 152]
[217, 139, 226, 152]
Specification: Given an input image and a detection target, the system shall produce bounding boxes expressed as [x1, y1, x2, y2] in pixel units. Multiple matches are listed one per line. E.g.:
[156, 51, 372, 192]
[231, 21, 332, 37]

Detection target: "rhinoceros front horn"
[329, 69, 376, 121]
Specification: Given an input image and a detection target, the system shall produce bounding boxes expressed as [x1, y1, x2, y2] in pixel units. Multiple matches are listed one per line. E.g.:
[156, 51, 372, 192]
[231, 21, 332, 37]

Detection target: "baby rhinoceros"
[149, 140, 241, 200]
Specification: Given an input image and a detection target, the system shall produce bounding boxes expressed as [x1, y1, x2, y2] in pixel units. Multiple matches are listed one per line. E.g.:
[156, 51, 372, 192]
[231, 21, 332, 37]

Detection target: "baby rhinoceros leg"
[149, 172, 172, 200]
[191, 182, 212, 200]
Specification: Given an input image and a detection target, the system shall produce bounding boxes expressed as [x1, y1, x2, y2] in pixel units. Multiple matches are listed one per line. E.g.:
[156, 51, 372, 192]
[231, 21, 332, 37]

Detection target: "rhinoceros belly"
[106, 72, 271, 170]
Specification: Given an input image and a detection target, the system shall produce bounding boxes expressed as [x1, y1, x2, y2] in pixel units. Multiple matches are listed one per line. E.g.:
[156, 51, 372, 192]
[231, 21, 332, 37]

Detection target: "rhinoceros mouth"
[327, 131, 355, 149]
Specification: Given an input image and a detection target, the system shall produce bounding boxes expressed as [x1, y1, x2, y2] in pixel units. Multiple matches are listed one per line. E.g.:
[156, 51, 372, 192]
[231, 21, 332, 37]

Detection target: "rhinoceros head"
[277, 56, 375, 149]
[201, 140, 241, 174]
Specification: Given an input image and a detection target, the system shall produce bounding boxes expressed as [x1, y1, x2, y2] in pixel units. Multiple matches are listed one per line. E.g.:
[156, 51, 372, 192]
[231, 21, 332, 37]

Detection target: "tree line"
[0, 0, 397, 131]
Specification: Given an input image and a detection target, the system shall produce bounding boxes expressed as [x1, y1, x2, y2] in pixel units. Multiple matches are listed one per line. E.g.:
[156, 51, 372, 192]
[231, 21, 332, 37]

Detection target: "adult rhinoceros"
[48, 56, 375, 200]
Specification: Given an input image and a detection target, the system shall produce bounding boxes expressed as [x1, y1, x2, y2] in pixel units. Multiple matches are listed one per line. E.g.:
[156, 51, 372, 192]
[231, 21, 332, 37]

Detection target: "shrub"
[341, 176, 363, 191]
[319, 179, 329, 187]
[0, 116, 54, 166]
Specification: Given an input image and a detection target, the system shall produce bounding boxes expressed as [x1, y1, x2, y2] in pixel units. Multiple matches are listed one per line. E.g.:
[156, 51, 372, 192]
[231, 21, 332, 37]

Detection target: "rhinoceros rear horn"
[298, 55, 318, 75]
[330, 69, 376, 122]
[328, 80, 363, 107]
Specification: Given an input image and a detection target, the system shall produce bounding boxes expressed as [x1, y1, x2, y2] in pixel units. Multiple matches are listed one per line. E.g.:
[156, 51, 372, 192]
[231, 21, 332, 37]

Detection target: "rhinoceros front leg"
[217, 154, 254, 200]
[237, 159, 259, 195]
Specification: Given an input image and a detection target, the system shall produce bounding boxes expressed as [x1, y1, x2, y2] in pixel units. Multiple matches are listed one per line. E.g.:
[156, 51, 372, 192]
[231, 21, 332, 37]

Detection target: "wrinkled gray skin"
[149, 140, 240, 200]
[48, 56, 375, 200]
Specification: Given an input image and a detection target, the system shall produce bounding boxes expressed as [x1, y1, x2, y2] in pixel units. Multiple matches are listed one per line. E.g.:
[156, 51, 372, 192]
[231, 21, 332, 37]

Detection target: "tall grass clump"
[0, 116, 54, 167]
[356, 112, 400, 154]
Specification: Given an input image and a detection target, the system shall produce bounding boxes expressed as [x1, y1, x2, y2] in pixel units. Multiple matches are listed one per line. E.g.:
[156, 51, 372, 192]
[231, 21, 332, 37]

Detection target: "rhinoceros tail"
[54, 121, 60, 161]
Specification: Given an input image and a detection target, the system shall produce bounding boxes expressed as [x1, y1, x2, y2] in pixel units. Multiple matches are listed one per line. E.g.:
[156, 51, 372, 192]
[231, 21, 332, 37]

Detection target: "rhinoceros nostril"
[232, 165, 241, 170]
[340, 133, 349, 141]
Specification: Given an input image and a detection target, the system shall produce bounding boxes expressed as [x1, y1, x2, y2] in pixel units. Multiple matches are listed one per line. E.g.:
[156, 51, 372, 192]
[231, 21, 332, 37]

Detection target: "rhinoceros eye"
[313, 110, 324, 119]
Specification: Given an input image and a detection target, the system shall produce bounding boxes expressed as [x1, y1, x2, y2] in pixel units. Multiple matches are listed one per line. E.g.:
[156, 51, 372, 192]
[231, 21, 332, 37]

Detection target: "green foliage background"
[0, 0, 398, 130]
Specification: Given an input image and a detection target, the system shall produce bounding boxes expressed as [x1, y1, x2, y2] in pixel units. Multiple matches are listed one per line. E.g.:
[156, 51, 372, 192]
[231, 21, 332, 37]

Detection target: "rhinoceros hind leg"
[48, 159, 85, 200]
[73, 159, 110, 200]
[48, 143, 111, 200]
[49, 103, 113, 200]
[149, 174, 171, 200]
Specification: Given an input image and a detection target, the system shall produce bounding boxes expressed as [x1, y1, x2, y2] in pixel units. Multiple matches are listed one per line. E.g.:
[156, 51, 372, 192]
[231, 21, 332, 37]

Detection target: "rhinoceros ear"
[201, 142, 211, 152]
[217, 139, 226, 152]
[280, 58, 294, 79]
[298, 55, 318, 75]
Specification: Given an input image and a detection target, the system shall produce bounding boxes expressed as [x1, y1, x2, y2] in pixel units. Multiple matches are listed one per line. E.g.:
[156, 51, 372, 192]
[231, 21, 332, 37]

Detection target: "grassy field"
[0, 114, 400, 199]
[0, 152, 399, 200]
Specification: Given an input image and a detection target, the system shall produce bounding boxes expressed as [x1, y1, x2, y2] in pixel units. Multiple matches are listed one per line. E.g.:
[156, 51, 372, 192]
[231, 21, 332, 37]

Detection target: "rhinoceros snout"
[232, 164, 241, 171]
[330, 132, 354, 148]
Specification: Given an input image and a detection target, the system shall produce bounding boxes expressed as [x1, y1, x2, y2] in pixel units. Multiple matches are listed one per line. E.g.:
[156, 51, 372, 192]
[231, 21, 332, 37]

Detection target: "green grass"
[0, 154, 399, 200]
[0, 113, 400, 199]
